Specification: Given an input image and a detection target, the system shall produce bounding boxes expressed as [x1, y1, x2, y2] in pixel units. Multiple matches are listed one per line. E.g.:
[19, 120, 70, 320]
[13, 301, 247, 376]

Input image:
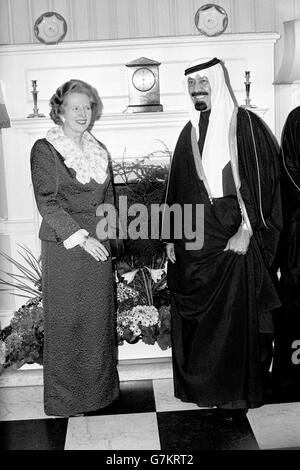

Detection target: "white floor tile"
[0, 386, 50, 421]
[64, 413, 160, 450]
[247, 402, 300, 449]
[153, 378, 206, 412]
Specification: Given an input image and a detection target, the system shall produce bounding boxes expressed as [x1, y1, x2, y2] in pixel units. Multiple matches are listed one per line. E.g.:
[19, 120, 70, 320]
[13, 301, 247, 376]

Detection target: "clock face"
[132, 67, 156, 92]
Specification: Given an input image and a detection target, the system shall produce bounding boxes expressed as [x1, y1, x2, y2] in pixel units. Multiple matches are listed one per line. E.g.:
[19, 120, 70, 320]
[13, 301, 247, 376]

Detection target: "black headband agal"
[184, 57, 220, 76]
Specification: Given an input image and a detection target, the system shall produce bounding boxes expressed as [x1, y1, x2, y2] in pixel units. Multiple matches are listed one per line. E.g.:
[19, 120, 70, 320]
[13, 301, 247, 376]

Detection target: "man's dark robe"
[272, 106, 300, 399]
[165, 107, 282, 408]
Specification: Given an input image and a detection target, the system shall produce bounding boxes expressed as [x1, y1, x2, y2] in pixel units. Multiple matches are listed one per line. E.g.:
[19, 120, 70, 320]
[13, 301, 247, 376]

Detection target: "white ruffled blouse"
[46, 126, 108, 185]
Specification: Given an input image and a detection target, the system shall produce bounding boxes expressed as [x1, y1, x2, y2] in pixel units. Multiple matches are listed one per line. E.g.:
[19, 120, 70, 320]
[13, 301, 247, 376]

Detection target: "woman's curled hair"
[49, 79, 103, 127]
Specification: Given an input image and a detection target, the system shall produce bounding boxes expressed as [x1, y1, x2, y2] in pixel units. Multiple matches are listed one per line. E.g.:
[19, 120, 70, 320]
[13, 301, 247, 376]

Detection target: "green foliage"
[112, 151, 172, 350]
[0, 244, 42, 298]
[112, 152, 171, 268]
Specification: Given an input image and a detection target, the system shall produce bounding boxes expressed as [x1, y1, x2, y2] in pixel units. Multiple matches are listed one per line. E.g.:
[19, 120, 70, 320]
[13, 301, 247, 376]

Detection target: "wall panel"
[93, 0, 116, 40]
[235, 0, 253, 32]
[0, 0, 11, 45]
[71, 0, 90, 41]
[115, 0, 132, 39]
[11, 0, 31, 44]
[133, 0, 151, 38]
[170, 0, 193, 36]
[254, 0, 276, 32]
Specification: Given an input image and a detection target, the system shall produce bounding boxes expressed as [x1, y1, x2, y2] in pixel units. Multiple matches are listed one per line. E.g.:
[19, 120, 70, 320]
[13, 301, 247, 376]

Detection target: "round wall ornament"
[194, 4, 228, 37]
[34, 11, 67, 45]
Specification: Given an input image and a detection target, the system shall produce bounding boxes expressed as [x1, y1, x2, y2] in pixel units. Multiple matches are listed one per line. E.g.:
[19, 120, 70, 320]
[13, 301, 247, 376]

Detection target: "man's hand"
[224, 225, 251, 255]
[166, 243, 176, 263]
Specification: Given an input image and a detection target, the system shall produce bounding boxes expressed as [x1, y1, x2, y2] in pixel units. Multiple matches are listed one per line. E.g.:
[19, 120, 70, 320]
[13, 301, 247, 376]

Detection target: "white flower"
[130, 326, 141, 336]
[131, 305, 159, 326]
[146, 268, 165, 283]
[121, 270, 138, 284]
[117, 283, 139, 302]
[117, 305, 161, 341]
[116, 326, 124, 337]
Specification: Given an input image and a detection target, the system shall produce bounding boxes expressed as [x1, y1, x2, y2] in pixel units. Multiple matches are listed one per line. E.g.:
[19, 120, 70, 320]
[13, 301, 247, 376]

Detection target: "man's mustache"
[192, 91, 208, 97]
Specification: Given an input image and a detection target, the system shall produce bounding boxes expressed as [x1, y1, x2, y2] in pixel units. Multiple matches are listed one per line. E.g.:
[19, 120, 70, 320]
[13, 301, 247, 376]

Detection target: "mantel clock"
[125, 57, 163, 113]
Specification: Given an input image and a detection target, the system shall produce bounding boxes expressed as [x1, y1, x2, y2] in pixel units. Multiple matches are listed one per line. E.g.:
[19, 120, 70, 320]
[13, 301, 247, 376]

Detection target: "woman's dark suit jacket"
[30, 137, 114, 244]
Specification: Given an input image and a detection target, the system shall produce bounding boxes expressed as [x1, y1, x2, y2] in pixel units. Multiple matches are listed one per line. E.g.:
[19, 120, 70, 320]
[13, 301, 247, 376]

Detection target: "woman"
[30, 79, 119, 416]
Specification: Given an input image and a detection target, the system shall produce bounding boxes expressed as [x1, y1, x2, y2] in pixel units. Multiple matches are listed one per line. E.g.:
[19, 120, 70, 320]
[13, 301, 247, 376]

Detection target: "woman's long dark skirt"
[41, 240, 119, 416]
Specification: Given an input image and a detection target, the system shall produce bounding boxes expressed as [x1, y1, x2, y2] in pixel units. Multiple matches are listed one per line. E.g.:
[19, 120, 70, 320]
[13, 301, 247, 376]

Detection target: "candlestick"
[27, 80, 45, 118]
[241, 71, 257, 108]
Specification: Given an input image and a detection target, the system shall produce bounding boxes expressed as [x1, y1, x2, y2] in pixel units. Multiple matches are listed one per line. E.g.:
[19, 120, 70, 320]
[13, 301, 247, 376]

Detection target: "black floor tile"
[84, 379, 155, 416]
[270, 447, 300, 450]
[267, 388, 300, 405]
[263, 373, 300, 405]
[0, 418, 68, 450]
[157, 409, 259, 451]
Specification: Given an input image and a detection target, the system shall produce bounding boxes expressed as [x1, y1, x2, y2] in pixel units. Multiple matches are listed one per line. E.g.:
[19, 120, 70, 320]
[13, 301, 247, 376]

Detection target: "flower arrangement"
[0, 296, 44, 370]
[112, 150, 172, 350]
[0, 151, 172, 373]
[117, 304, 160, 344]
[116, 274, 171, 350]
[0, 245, 44, 372]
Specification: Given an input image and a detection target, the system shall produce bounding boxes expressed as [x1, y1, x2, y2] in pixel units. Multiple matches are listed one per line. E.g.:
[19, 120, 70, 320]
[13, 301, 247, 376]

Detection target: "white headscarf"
[184, 58, 234, 198]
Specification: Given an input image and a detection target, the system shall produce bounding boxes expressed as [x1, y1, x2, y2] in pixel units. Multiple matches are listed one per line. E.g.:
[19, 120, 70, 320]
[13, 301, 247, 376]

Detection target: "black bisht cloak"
[272, 106, 300, 399]
[165, 107, 282, 408]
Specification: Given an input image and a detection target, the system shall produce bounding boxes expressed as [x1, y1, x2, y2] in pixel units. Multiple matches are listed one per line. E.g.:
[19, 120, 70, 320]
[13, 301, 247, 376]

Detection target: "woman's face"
[61, 92, 92, 139]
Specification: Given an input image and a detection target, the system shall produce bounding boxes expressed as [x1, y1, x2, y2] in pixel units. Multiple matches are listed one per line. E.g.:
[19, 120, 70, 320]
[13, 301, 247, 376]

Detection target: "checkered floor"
[1, 378, 300, 451]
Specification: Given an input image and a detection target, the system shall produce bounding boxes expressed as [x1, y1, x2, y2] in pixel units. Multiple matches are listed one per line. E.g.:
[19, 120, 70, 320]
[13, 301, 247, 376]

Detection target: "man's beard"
[194, 101, 208, 111]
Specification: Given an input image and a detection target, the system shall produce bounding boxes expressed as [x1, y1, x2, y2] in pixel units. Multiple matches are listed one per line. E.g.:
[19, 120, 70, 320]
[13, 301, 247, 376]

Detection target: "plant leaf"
[0, 245, 42, 299]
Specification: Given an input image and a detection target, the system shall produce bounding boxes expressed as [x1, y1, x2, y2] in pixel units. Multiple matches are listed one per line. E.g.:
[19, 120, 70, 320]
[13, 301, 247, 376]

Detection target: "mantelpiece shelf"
[10, 107, 268, 133]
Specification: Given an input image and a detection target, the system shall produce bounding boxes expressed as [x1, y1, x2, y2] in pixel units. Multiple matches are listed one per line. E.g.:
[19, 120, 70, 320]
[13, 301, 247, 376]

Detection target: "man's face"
[188, 74, 211, 111]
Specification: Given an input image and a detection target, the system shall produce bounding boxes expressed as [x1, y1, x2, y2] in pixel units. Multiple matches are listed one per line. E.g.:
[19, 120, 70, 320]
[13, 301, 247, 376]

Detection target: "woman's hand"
[80, 236, 109, 261]
[224, 225, 251, 255]
[166, 243, 176, 263]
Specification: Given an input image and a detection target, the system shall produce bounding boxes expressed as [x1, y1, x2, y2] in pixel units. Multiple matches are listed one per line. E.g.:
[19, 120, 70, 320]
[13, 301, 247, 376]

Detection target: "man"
[164, 57, 282, 420]
[272, 106, 300, 400]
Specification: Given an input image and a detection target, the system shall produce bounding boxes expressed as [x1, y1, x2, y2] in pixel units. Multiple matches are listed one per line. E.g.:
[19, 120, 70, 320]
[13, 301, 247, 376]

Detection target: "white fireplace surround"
[0, 33, 279, 371]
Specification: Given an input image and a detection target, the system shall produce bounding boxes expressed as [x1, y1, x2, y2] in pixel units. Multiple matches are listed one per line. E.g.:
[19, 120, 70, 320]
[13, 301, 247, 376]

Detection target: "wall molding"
[0, 218, 35, 234]
[0, 357, 173, 387]
[10, 107, 270, 133]
[10, 111, 189, 132]
[0, 32, 280, 56]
